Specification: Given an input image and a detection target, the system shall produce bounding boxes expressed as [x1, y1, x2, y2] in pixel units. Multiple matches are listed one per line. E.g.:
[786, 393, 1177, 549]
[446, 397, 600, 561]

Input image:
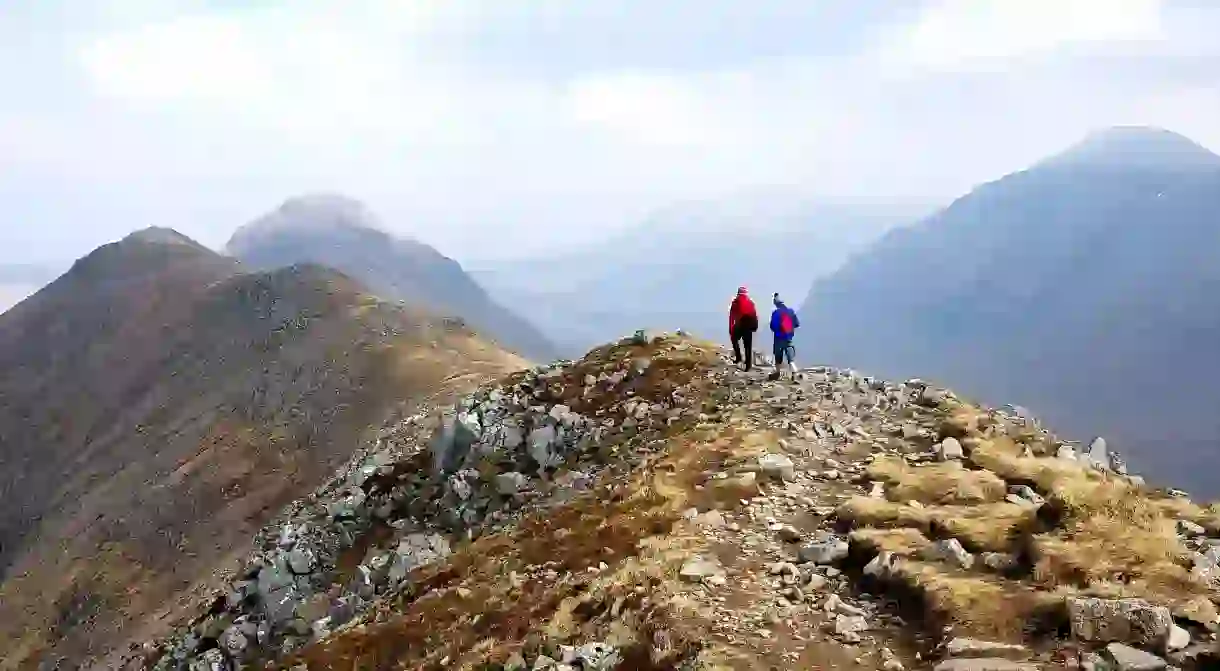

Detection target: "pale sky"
[2, 0, 1219, 264]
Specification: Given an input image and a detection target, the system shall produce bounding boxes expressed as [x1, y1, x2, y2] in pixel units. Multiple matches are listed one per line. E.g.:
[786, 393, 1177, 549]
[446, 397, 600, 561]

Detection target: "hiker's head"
[737, 286, 748, 296]
[773, 293, 783, 306]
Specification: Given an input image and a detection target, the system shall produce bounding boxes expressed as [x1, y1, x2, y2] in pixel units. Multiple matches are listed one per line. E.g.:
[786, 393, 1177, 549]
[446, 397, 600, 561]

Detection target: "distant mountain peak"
[122, 226, 203, 247]
[277, 193, 377, 225]
[227, 194, 384, 254]
[1044, 125, 1220, 170]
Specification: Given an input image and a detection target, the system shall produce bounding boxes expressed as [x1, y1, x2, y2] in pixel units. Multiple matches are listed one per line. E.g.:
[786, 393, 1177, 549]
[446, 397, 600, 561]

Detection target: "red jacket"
[729, 294, 758, 331]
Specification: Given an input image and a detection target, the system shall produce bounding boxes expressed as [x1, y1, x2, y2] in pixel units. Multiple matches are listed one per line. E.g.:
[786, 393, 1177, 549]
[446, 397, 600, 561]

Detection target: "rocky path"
[134, 334, 1220, 671]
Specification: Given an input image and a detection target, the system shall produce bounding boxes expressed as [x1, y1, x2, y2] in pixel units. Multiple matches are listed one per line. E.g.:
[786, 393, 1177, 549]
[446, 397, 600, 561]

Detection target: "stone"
[565, 642, 621, 670]
[918, 387, 948, 407]
[933, 660, 1038, 671]
[1007, 485, 1045, 506]
[1166, 624, 1190, 652]
[1087, 437, 1110, 468]
[758, 453, 797, 482]
[1172, 595, 1220, 629]
[775, 524, 802, 543]
[287, 547, 316, 575]
[1103, 643, 1167, 671]
[834, 614, 867, 636]
[945, 638, 1029, 659]
[937, 437, 964, 461]
[798, 537, 849, 565]
[695, 510, 726, 529]
[387, 533, 452, 584]
[528, 425, 559, 470]
[495, 471, 529, 496]
[864, 551, 896, 577]
[680, 556, 725, 582]
[923, 538, 974, 569]
[262, 585, 302, 625]
[980, 552, 1018, 574]
[256, 557, 295, 595]
[220, 625, 249, 656]
[1067, 597, 1173, 648]
[1058, 445, 1078, 461]
[1176, 519, 1206, 537]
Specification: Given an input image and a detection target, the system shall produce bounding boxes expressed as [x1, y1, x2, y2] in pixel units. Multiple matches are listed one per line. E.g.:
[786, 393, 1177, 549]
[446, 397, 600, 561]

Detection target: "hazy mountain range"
[472, 192, 924, 355]
[801, 126, 1220, 495]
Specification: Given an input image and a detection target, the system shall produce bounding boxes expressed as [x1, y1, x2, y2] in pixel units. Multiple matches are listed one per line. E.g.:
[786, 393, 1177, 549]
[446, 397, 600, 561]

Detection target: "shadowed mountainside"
[800, 126, 1220, 496]
[0, 228, 526, 669]
[226, 194, 558, 362]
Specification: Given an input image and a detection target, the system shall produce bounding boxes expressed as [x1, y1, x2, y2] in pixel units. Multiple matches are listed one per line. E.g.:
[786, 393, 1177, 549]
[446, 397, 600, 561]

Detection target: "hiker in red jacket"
[728, 287, 759, 371]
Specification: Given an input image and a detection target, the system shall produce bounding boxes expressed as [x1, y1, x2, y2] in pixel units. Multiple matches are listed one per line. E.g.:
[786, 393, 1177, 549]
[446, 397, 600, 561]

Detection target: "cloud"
[878, 0, 1167, 73]
[564, 72, 718, 148]
[2, 1, 1219, 262]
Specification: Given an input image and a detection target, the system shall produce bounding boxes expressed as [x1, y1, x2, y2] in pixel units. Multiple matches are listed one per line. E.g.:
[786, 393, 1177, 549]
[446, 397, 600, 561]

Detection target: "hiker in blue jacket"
[768, 293, 800, 381]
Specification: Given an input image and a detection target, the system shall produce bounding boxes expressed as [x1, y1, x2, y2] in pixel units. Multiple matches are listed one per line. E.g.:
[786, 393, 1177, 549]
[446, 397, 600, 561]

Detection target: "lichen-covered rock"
[1067, 597, 1173, 648]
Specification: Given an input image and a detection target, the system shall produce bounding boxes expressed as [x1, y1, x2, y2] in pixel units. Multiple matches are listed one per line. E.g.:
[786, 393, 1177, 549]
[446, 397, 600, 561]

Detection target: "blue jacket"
[770, 303, 800, 341]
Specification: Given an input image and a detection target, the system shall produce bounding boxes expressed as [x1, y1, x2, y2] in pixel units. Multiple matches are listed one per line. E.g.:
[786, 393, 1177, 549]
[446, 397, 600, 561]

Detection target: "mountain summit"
[1041, 125, 1220, 171]
[227, 195, 558, 362]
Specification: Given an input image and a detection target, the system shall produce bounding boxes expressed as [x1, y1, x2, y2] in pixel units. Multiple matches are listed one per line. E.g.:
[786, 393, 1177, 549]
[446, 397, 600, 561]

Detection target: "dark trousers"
[731, 319, 756, 370]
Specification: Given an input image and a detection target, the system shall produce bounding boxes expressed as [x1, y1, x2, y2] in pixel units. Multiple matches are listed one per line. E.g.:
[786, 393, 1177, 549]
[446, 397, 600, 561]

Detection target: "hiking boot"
[767, 371, 781, 381]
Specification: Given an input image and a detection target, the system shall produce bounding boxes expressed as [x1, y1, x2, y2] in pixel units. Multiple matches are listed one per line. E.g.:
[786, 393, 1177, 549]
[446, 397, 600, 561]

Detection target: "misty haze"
[4, 3, 1220, 670]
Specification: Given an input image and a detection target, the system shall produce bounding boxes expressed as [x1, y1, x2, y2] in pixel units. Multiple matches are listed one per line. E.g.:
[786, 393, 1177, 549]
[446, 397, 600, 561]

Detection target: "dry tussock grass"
[1032, 478, 1207, 603]
[967, 437, 1099, 493]
[892, 561, 1067, 641]
[848, 527, 931, 556]
[867, 455, 1006, 505]
[937, 404, 987, 440]
[844, 399, 1220, 644]
[839, 497, 1031, 553]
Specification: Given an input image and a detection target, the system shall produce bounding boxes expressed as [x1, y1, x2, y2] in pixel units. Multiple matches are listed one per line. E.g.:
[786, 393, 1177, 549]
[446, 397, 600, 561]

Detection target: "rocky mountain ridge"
[136, 332, 1220, 671]
[0, 229, 528, 669]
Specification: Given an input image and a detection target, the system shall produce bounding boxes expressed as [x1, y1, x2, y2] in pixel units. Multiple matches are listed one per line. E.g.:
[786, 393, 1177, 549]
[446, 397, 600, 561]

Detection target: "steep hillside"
[226, 194, 558, 362]
[800, 126, 1220, 496]
[0, 229, 527, 669]
[473, 196, 917, 355]
[0, 263, 59, 313]
[139, 334, 1220, 671]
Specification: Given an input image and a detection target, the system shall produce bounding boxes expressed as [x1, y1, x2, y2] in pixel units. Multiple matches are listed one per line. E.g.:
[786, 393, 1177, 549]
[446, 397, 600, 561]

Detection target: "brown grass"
[1030, 479, 1207, 603]
[839, 497, 1032, 553]
[848, 528, 932, 557]
[842, 399, 1220, 646]
[867, 455, 1007, 505]
[891, 561, 1066, 642]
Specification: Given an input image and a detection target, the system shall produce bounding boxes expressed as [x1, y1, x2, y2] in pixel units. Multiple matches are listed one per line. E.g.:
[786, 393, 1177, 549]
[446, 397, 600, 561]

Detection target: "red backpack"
[778, 309, 794, 336]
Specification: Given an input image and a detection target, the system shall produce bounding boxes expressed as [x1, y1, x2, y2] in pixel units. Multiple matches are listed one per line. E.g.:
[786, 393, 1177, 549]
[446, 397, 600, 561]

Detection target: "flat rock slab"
[933, 659, 1039, 671]
[1104, 643, 1167, 671]
[945, 638, 1030, 659]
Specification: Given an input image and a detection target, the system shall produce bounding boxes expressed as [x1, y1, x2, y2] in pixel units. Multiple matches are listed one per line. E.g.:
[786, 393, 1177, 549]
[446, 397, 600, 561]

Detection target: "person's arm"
[791, 309, 801, 329]
[769, 309, 780, 333]
[729, 298, 739, 331]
